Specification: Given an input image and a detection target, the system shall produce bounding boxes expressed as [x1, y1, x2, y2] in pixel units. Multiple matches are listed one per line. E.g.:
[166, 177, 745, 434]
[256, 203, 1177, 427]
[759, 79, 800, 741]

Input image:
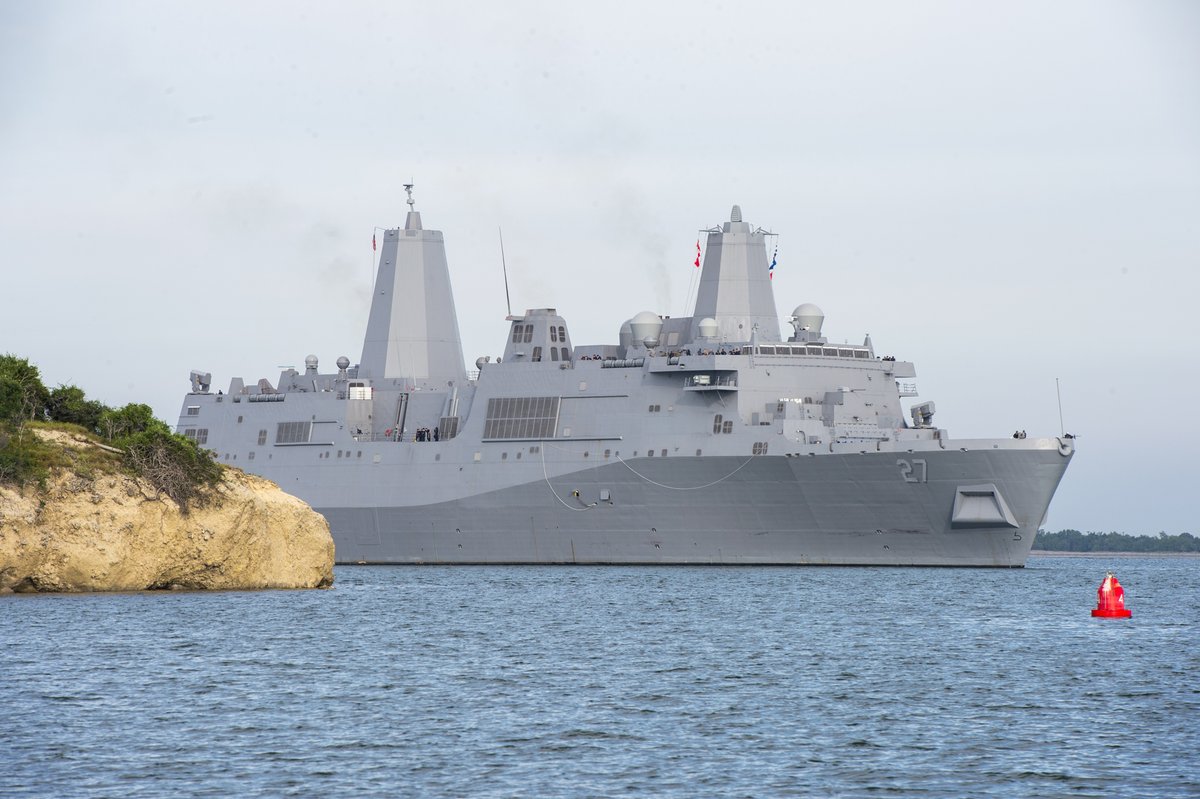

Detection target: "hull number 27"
[897, 458, 927, 483]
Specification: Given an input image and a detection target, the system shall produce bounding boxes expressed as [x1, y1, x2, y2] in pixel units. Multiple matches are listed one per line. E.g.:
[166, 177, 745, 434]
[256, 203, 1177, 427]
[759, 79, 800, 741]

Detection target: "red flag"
[694, 240, 701, 268]
[372, 233, 376, 251]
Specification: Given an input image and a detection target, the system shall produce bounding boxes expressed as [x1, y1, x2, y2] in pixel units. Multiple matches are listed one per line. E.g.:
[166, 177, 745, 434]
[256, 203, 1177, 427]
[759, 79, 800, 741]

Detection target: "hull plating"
[323, 447, 1070, 567]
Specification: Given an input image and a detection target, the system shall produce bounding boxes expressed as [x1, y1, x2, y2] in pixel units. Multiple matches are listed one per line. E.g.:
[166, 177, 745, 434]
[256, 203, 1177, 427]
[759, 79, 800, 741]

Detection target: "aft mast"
[690, 205, 782, 343]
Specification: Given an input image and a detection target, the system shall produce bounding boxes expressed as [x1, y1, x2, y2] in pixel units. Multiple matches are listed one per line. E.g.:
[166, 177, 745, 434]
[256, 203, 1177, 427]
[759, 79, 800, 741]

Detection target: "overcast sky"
[2, 1, 1197, 535]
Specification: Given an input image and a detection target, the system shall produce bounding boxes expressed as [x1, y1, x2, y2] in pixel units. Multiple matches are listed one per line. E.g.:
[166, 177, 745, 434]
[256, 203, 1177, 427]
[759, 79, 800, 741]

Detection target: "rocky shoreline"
[0, 430, 334, 593]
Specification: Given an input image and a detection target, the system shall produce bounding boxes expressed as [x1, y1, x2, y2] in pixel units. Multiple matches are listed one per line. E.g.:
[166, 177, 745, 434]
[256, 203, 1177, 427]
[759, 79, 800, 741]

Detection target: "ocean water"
[2, 556, 1197, 798]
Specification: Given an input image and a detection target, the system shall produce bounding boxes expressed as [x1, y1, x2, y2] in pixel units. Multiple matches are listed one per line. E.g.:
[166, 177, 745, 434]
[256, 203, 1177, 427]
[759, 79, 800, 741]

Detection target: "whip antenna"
[499, 226, 513, 317]
[1056, 377, 1065, 436]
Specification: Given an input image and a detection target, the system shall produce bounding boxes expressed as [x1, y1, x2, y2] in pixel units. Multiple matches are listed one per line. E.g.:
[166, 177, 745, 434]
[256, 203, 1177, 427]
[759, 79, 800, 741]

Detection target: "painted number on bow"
[897, 458, 927, 483]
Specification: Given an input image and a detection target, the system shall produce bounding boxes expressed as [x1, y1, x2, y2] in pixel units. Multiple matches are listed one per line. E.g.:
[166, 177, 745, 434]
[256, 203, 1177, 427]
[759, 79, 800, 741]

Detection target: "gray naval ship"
[177, 190, 1073, 566]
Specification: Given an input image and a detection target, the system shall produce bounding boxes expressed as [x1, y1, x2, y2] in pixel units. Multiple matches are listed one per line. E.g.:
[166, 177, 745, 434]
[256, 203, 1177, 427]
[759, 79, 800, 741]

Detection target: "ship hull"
[322, 446, 1071, 567]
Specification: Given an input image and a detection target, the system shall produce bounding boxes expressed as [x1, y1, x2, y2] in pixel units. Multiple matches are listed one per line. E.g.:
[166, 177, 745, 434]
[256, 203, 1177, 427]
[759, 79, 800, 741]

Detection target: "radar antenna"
[499, 227, 513, 317]
[403, 183, 415, 210]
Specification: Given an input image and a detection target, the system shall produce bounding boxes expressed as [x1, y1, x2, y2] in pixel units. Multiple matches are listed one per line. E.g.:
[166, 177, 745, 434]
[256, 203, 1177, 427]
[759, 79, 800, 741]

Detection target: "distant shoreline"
[1030, 550, 1200, 559]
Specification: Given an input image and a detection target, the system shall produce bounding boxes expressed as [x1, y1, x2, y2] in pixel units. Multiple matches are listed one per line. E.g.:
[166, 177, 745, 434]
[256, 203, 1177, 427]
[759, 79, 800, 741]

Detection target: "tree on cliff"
[0, 355, 50, 423]
[46, 385, 108, 433]
[100, 403, 169, 439]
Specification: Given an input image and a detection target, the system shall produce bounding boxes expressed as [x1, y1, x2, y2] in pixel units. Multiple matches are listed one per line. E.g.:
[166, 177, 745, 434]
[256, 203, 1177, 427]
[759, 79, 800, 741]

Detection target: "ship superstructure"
[178, 192, 1072, 566]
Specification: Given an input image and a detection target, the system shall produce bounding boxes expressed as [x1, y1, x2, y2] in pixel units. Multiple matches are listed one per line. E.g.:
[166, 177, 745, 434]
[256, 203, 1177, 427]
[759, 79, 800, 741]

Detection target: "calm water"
[2, 557, 1197, 798]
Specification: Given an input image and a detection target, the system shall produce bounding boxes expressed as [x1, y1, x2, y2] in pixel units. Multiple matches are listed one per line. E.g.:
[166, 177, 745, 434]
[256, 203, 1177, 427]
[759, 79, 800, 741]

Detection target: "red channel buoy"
[1091, 572, 1132, 618]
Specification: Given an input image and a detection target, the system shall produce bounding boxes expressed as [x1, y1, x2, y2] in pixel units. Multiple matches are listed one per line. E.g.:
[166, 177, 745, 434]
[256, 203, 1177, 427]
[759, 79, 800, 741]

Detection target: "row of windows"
[183, 428, 208, 445]
[549, 325, 567, 343]
[491, 447, 695, 461]
[531, 346, 571, 362]
[757, 345, 869, 359]
[511, 323, 535, 343]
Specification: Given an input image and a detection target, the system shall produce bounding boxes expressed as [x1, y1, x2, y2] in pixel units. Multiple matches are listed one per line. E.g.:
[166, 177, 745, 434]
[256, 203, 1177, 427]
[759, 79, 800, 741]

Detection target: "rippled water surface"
[2, 556, 1197, 798]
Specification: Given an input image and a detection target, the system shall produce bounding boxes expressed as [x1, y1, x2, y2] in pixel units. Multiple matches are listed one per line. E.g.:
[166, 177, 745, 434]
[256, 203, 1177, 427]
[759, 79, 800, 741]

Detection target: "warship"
[177, 189, 1073, 566]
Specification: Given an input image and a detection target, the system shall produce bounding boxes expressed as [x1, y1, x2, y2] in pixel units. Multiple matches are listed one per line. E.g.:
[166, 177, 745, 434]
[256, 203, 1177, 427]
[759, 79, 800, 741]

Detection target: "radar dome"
[629, 311, 663, 348]
[698, 317, 719, 339]
[304, 354, 319, 370]
[336, 356, 350, 370]
[790, 303, 825, 334]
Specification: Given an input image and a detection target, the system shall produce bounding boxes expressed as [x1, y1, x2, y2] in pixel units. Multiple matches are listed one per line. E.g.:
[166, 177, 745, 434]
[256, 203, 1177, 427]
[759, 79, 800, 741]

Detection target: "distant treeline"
[1034, 529, 1199, 553]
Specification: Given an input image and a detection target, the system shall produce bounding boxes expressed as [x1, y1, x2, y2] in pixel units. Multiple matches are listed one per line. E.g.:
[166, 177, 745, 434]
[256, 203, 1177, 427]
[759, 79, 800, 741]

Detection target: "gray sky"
[2, 1, 1197, 535]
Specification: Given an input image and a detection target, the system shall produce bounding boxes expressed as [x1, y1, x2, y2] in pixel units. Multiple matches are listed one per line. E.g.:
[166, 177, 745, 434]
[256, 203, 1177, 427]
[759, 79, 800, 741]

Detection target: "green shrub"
[0, 423, 49, 487]
[121, 428, 222, 511]
[100, 403, 170, 441]
[47, 385, 109, 433]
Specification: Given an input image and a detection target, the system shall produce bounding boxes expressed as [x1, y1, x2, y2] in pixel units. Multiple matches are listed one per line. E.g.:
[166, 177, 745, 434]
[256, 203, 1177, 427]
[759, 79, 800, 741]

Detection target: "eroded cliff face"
[0, 432, 334, 592]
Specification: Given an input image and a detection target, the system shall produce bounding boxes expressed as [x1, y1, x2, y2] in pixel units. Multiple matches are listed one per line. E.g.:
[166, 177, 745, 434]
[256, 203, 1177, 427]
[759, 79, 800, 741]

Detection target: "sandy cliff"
[0, 431, 334, 592]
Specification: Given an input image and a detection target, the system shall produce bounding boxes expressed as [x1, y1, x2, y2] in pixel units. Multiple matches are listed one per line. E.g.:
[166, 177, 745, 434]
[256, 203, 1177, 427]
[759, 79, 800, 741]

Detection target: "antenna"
[498, 226, 513, 317]
[1056, 377, 1065, 436]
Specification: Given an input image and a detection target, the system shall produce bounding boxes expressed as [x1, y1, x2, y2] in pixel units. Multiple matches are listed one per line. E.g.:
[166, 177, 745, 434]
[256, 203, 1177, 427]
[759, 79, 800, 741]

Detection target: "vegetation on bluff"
[0, 354, 221, 510]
